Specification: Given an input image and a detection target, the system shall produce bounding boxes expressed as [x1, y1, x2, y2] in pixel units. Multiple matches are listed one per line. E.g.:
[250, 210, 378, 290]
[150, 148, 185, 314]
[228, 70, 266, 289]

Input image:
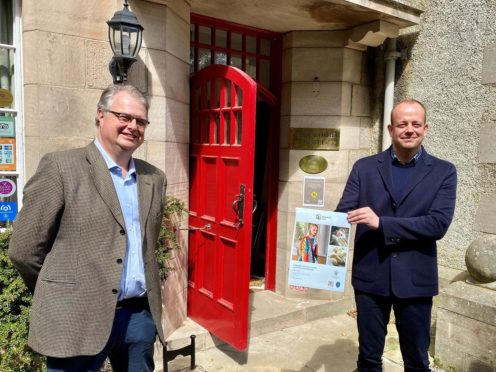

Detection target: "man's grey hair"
[95, 84, 149, 126]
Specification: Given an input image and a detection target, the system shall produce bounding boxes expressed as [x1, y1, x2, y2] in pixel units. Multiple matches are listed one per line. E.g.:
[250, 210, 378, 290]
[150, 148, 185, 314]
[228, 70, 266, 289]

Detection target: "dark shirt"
[390, 148, 422, 202]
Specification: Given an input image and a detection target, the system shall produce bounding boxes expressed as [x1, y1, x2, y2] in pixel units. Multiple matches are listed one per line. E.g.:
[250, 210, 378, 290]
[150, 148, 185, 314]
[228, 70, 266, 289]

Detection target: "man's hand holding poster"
[288, 208, 351, 292]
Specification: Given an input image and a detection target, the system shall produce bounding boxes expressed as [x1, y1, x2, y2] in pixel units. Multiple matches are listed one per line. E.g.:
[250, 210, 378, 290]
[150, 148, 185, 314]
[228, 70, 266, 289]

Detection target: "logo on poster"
[315, 214, 331, 221]
[0, 179, 16, 197]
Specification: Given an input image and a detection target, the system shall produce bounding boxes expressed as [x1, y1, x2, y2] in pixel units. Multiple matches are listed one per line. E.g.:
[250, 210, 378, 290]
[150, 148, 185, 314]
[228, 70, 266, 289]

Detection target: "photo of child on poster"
[292, 222, 330, 264]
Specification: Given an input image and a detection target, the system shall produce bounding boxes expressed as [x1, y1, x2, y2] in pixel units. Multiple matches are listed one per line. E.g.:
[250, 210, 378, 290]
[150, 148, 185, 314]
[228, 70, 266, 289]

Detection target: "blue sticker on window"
[0, 202, 17, 222]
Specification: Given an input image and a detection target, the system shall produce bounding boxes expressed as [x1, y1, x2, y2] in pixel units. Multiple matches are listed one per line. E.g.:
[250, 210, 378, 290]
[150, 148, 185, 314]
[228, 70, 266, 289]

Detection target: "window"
[190, 14, 281, 92]
[0, 0, 23, 227]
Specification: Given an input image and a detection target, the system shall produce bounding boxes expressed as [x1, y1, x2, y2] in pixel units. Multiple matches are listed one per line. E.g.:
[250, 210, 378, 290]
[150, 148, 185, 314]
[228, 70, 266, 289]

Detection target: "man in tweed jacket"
[9, 84, 166, 371]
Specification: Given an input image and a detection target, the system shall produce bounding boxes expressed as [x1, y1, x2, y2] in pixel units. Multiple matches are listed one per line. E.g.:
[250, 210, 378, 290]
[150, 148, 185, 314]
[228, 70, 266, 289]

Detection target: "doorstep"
[163, 289, 354, 353]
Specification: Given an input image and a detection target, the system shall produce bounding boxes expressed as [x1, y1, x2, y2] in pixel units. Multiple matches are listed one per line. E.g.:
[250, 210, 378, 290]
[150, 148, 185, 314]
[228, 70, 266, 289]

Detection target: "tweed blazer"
[8, 142, 167, 358]
[336, 147, 457, 298]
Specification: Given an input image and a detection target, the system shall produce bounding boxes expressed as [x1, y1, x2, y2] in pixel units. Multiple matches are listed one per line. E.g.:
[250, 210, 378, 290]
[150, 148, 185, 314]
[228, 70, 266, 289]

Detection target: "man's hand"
[347, 207, 380, 230]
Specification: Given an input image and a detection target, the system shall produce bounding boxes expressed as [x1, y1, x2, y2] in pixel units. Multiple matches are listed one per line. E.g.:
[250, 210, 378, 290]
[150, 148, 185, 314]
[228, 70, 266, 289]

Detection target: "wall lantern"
[107, 0, 143, 83]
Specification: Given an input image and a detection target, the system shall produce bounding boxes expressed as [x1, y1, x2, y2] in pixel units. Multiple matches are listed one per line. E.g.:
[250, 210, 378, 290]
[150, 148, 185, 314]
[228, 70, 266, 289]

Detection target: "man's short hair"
[390, 98, 427, 124]
[95, 84, 149, 126]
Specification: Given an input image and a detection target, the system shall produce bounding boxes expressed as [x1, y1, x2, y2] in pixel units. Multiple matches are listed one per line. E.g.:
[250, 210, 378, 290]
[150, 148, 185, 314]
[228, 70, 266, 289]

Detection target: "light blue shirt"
[94, 139, 146, 300]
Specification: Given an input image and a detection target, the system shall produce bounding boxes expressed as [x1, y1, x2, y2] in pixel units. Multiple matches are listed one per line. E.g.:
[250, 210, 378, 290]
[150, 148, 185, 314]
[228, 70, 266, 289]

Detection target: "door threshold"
[249, 275, 265, 290]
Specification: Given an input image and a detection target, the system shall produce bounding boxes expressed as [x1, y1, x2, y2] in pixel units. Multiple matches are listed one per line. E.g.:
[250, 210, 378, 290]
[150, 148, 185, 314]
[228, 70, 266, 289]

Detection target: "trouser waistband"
[116, 296, 149, 310]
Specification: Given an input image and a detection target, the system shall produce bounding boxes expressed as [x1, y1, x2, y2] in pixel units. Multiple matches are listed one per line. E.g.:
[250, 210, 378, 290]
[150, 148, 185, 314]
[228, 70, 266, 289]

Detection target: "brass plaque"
[290, 128, 340, 150]
[299, 155, 328, 174]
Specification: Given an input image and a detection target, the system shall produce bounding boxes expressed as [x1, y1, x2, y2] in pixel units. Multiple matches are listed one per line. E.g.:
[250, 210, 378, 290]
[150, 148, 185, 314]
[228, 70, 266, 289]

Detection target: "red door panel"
[188, 65, 257, 350]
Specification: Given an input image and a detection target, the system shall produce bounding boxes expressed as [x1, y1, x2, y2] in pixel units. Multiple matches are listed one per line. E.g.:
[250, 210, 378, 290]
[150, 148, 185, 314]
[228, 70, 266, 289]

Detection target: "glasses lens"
[108, 110, 148, 127]
[136, 118, 149, 127]
[119, 113, 133, 124]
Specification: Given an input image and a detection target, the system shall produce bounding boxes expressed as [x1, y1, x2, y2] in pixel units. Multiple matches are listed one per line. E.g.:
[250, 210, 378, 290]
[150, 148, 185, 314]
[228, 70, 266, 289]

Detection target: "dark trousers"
[355, 290, 432, 372]
[47, 303, 157, 372]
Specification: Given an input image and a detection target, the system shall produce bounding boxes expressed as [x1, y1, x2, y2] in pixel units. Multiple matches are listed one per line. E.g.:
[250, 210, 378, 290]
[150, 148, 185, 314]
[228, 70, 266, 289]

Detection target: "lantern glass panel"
[112, 26, 140, 57]
[109, 28, 117, 54]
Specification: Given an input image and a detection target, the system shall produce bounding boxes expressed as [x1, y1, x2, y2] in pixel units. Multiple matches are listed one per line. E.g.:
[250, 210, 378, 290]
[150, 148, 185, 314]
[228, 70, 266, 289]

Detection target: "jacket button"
[116, 258, 123, 264]
[392, 252, 398, 258]
[112, 288, 119, 294]
[120, 229, 126, 235]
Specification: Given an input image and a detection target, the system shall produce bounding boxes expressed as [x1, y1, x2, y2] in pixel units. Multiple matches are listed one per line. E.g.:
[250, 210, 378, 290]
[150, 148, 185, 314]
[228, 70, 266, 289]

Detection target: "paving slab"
[166, 313, 359, 372]
[159, 290, 446, 371]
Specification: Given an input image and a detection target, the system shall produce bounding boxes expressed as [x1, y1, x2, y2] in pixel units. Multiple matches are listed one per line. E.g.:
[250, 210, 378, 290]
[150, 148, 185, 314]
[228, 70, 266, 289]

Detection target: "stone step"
[164, 290, 354, 353]
[157, 290, 448, 371]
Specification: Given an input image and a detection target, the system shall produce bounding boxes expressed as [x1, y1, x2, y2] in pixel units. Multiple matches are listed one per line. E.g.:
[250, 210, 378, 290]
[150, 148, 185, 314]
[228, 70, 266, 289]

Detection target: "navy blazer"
[336, 147, 457, 298]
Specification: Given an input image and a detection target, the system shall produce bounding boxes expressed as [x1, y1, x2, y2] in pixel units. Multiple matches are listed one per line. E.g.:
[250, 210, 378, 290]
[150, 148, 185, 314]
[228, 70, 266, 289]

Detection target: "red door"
[188, 65, 257, 350]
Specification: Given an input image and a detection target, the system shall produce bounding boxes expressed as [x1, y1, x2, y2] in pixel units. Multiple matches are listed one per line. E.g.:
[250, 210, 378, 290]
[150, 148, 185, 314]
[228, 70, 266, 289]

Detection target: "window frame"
[190, 13, 281, 94]
[0, 0, 24, 211]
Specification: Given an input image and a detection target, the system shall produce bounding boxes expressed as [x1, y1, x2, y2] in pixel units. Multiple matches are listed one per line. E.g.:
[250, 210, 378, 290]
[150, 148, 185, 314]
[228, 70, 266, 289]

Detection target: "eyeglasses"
[104, 110, 150, 127]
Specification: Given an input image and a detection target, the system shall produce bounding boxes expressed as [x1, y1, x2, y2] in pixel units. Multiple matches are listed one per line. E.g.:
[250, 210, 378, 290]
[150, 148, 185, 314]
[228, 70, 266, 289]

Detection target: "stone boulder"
[465, 235, 496, 283]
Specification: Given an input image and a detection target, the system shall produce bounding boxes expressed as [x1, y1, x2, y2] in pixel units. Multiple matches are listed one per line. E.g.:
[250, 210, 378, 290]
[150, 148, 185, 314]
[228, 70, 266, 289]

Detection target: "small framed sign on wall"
[303, 176, 325, 207]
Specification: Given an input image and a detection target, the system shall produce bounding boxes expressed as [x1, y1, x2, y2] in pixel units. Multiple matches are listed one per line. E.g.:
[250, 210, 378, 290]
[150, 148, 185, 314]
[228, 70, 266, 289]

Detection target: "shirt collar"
[94, 139, 136, 177]
[390, 147, 422, 165]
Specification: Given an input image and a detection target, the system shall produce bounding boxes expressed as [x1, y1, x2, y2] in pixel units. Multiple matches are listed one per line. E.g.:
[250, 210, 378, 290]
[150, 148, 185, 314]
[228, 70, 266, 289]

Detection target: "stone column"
[277, 30, 371, 299]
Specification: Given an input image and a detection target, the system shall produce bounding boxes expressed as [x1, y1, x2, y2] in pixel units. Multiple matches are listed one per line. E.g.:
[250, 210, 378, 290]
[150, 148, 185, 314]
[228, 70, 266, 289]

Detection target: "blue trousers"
[355, 290, 432, 372]
[46, 307, 157, 372]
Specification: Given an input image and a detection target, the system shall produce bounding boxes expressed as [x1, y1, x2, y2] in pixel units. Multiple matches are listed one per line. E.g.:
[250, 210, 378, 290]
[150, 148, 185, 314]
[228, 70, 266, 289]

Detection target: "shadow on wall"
[395, 32, 420, 83]
[449, 270, 471, 284]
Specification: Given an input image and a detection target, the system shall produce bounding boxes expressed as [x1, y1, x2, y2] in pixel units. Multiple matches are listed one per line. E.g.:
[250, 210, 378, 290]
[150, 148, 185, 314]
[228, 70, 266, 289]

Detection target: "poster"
[288, 207, 351, 292]
[303, 176, 325, 207]
[0, 138, 15, 171]
[0, 116, 15, 137]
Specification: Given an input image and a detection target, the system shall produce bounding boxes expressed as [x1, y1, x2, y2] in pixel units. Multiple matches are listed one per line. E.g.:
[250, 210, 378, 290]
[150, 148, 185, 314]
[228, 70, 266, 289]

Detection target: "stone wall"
[435, 281, 496, 371]
[277, 30, 374, 298]
[22, 0, 191, 336]
[394, 0, 496, 270]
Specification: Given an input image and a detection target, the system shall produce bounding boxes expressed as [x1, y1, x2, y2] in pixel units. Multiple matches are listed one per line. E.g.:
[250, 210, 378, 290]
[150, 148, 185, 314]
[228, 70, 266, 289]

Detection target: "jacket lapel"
[86, 143, 125, 229]
[377, 149, 397, 204]
[135, 162, 153, 243]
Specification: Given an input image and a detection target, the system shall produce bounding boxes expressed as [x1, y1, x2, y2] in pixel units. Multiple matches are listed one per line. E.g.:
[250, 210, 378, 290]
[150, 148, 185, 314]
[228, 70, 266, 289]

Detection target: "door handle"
[186, 224, 211, 231]
[232, 184, 245, 227]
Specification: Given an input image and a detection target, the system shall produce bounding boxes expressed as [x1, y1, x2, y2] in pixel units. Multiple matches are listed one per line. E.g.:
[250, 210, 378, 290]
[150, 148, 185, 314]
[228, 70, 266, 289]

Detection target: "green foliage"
[432, 357, 457, 372]
[0, 229, 44, 372]
[156, 196, 188, 280]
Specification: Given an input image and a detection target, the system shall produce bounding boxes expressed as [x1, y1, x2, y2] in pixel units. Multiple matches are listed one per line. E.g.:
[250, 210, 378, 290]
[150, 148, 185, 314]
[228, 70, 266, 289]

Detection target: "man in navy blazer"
[336, 99, 457, 371]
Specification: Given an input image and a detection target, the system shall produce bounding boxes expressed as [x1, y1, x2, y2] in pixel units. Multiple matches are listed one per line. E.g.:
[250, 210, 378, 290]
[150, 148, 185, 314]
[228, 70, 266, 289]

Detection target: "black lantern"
[107, 0, 144, 83]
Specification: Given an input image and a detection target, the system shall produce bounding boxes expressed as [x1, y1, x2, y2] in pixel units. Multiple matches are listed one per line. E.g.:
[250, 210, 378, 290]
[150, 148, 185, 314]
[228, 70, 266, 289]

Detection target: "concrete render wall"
[21, 0, 191, 336]
[393, 0, 496, 270]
